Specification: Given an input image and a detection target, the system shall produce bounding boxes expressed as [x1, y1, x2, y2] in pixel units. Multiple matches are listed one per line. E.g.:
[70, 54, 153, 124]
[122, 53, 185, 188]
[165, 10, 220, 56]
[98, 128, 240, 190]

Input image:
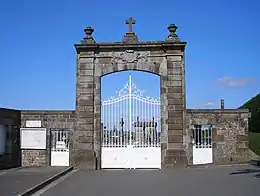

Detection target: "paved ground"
[0, 166, 68, 196]
[0, 169, 7, 175]
[38, 165, 260, 196]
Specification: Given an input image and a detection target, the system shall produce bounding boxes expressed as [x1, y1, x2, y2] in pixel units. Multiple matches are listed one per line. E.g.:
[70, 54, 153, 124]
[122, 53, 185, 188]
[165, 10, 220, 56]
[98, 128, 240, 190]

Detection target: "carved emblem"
[111, 50, 148, 64]
[122, 50, 136, 63]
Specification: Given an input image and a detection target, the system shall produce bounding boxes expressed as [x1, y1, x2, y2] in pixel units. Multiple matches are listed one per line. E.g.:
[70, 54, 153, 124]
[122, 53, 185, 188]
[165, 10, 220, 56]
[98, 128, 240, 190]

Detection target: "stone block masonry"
[73, 51, 96, 170]
[164, 53, 187, 168]
[186, 109, 250, 165]
[20, 111, 75, 166]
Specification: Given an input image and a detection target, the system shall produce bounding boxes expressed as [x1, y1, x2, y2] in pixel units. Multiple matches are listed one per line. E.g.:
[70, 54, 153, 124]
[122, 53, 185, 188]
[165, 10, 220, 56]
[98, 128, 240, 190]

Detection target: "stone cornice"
[74, 41, 187, 53]
[186, 109, 250, 113]
[21, 110, 75, 113]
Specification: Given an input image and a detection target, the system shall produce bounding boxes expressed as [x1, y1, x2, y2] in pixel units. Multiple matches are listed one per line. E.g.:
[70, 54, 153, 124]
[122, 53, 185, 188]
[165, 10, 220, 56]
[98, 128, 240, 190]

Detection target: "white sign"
[56, 141, 66, 149]
[20, 128, 46, 149]
[26, 120, 41, 128]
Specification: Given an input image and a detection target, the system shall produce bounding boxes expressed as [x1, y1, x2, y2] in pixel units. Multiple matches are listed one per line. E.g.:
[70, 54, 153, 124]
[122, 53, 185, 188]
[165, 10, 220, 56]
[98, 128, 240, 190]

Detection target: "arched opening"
[100, 70, 161, 169]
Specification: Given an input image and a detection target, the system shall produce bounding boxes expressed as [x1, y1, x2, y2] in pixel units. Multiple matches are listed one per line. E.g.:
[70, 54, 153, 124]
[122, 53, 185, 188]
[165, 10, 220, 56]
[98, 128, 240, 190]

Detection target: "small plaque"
[20, 128, 46, 149]
[26, 120, 41, 128]
[56, 141, 66, 149]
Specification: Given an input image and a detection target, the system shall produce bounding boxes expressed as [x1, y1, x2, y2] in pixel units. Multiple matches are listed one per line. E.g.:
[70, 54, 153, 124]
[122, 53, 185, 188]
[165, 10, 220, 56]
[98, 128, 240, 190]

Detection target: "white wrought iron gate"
[192, 125, 213, 165]
[50, 129, 69, 166]
[101, 74, 161, 169]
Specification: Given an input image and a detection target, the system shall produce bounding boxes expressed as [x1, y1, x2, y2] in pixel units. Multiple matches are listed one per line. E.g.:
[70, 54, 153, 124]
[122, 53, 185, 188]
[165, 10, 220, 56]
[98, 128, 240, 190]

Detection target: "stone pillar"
[164, 54, 187, 167]
[72, 51, 96, 169]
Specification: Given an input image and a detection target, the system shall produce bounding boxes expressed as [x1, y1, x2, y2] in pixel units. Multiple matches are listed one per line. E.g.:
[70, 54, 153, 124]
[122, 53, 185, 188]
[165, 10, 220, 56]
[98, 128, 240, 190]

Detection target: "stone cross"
[126, 17, 135, 33]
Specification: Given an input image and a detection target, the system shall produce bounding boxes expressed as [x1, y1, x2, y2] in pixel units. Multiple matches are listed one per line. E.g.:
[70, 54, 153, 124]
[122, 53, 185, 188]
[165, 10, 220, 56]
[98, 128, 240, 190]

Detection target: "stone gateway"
[0, 17, 250, 170]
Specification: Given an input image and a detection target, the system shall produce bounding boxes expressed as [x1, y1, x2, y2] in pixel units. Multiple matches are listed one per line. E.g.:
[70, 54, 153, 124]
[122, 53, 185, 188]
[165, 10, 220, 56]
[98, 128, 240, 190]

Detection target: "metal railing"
[101, 75, 161, 148]
[50, 129, 69, 152]
[192, 125, 212, 148]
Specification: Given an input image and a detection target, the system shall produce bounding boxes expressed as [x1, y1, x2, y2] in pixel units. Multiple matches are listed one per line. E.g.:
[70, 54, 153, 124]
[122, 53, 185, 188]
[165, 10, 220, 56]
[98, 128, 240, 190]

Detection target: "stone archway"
[71, 21, 187, 169]
[94, 49, 168, 169]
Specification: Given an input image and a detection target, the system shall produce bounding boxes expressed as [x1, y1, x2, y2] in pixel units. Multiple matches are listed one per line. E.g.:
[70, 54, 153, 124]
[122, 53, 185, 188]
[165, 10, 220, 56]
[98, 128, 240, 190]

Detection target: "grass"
[249, 132, 260, 156]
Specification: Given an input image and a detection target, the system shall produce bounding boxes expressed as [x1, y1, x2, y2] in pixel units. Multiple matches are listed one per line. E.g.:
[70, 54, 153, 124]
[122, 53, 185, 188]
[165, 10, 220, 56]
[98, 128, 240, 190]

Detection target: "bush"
[240, 93, 260, 133]
[249, 132, 260, 155]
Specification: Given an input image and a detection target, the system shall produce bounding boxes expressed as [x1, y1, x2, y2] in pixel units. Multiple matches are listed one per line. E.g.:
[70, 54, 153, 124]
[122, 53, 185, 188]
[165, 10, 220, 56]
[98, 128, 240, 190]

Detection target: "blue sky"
[0, 0, 259, 110]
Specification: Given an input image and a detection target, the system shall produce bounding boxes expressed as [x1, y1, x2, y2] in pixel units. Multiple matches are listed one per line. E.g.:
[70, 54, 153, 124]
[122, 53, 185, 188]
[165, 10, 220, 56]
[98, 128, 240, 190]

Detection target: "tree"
[239, 93, 260, 133]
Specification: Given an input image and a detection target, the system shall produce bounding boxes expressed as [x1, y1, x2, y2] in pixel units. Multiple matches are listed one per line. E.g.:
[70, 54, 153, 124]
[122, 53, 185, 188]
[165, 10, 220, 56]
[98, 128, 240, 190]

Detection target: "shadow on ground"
[230, 168, 260, 178]
[230, 159, 260, 178]
[250, 159, 260, 166]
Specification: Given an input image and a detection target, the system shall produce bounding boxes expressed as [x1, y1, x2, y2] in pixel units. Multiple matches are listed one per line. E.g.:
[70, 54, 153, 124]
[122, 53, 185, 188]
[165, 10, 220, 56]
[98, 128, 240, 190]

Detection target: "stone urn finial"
[84, 26, 94, 38]
[166, 24, 180, 42]
[82, 26, 96, 44]
[168, 24, 178, 34]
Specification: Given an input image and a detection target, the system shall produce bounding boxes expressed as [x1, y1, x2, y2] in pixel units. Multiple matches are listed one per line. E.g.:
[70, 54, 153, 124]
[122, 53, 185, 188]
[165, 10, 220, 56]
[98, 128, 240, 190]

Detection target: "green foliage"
[240, 93, 260, 133]
[248, 132, 260, 155]
[238, 94, 260, 154]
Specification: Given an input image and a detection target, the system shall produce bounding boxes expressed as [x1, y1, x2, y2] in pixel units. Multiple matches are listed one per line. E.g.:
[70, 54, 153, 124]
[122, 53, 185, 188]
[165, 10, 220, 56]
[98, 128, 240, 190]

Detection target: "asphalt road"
[40, 165, 260, 196]
[0, 166, 68, 196]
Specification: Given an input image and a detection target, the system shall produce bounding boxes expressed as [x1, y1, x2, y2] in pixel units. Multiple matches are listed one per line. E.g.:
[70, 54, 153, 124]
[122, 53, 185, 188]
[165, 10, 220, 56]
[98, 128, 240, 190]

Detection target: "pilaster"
[164, 52, 187, 167]
[73, 51, 96, 169]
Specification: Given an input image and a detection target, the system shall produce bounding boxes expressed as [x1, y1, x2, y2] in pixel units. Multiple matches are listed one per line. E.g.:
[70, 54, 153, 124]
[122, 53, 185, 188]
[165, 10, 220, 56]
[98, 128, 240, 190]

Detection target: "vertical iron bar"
[129, 74, 132, 145]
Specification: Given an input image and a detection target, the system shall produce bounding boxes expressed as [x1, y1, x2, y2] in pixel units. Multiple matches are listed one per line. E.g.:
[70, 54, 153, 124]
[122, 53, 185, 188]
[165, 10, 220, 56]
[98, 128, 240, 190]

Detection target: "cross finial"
[126, 17, 135, 33]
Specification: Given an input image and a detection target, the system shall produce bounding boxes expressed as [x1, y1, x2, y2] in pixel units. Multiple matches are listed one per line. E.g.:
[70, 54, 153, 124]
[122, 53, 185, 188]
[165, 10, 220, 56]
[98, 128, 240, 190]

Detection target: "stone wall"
[20, 110, 75, 166]
[0, 108, 21, 169]
[186, 109, 250, 165]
